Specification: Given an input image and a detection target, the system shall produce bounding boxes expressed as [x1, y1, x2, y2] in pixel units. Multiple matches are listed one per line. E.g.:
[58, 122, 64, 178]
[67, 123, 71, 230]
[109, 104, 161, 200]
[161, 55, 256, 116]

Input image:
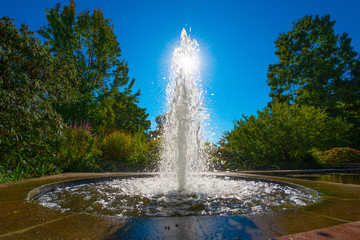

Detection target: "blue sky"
[1, 0, 360, 142]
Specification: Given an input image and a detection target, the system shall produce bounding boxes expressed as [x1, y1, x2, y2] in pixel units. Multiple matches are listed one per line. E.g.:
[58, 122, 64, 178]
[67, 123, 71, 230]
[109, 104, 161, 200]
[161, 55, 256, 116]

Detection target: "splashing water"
[160, 29, 208, 191]
[34, 176, 319, 217]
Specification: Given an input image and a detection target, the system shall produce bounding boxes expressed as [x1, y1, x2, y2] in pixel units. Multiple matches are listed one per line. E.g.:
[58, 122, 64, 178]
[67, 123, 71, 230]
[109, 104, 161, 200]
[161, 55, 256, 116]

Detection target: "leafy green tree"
[267, 14, 360, 147]
[0, 17, 75, 177]
[267, 14, 359, 108]
[148, 114, 166, 140]
[111, 85, 151, 134]
[39, 1, 150, 133]
[224, 102, 349, 169]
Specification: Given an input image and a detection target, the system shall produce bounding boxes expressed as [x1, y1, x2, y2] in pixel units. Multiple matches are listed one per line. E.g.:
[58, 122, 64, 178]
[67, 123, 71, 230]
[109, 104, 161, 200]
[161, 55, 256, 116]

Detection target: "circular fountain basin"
[28, 173, 319, 218]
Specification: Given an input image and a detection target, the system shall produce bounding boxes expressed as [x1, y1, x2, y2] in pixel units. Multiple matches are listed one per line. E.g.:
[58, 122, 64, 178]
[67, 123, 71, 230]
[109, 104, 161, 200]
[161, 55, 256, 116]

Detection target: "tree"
[0, 17, 74, 171]
[267, 15, 360, 147]
[224, 102, 349, 169]
[38, 1, 150, 133]
[148, 114, 166, 140]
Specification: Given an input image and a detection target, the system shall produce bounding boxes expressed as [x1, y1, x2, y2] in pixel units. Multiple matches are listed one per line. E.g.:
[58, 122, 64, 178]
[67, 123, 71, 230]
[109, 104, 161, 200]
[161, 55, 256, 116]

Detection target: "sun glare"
[172, 28, 200, 77]
[179, 54, 198, 74]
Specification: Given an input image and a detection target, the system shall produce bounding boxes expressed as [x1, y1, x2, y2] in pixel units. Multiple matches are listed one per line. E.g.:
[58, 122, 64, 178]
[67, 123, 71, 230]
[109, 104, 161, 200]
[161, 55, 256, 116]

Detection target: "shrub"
[102, 131, 131, 161]
[0, 153, 61, 183]
[209, 146, 256, 171]
[313, 147, 360, 164]
[55, 121, 101, 172]
[100, 130, 154, 171]
[127, 130, 147, 169]
[224, 102, 350, 170]
[145, 139, 162, 171]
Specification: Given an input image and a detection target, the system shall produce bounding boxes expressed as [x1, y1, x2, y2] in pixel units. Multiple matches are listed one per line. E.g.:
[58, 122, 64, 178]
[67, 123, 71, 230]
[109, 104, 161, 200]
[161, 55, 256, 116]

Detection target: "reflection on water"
[288, 173, 360, 185]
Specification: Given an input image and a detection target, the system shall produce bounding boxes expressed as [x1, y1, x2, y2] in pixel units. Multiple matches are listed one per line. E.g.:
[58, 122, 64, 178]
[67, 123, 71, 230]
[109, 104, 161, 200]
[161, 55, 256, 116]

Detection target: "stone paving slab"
[0, 201, 67, 236]
[276, 221, 360, 240]
[0, 213, 125, 240]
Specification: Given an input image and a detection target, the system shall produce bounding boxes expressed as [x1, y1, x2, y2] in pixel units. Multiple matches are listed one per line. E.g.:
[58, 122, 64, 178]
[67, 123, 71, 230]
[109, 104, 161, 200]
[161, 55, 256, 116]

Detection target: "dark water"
[287, 173, 360, 185]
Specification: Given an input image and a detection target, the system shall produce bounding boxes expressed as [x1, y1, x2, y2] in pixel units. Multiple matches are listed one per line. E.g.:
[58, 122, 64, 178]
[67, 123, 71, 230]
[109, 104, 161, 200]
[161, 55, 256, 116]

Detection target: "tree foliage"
[224, 102, 349, 169]
[267, 14, 360, 146]
[0, 16, 74, 166]
[0, 3, 158, 182]
[38, 1, 150, 133]
[148, 114, 166, 139]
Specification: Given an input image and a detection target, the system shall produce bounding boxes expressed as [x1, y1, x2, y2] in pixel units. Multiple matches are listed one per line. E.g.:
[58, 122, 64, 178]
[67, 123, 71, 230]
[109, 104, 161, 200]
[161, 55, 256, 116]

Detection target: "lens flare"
[179, 55, 197, 74]
[172, 28, 200, 77]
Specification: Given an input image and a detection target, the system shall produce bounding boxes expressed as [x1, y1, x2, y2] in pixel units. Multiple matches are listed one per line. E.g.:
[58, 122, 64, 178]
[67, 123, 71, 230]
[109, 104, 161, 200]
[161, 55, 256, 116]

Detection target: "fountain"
[160, 28, 207, 191]
[28, 29, 319, 219]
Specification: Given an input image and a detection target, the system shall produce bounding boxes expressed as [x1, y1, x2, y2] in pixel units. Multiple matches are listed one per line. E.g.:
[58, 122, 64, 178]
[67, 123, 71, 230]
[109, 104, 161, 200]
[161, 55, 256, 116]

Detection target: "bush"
[55, 121, 101, 172]
[100, 130, 156, 171]
[145, 139, 162, 171]
[101, 131, 132, 170]
[127, 130, 147, 169]
[224, 102, 350, 170]
[102, 131, 131, 161]
[209, 146, 244, 170]
[0, 155, 61, 183]
[313, 147, 360, 164]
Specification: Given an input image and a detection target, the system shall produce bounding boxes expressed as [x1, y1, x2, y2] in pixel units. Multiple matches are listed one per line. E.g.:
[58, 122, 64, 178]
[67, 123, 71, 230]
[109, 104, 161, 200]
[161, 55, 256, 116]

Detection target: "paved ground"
[0, 171, 360, 239]
[276, 221, 360, 240]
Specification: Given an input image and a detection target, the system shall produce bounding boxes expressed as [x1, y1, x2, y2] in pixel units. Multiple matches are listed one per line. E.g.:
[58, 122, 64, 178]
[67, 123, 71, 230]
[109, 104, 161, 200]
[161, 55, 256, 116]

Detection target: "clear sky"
[1, 0, 360, 142]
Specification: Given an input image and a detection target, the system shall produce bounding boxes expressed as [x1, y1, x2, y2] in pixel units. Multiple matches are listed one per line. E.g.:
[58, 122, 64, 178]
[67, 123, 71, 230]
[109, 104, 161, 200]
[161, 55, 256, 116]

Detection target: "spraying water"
[160, 29, 208, 191]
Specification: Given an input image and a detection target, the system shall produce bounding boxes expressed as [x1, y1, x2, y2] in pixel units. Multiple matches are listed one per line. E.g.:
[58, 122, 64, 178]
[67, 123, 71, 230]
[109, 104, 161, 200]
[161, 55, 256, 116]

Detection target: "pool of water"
[31, 175, 319, 218]
[287, 173, 360, 185]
